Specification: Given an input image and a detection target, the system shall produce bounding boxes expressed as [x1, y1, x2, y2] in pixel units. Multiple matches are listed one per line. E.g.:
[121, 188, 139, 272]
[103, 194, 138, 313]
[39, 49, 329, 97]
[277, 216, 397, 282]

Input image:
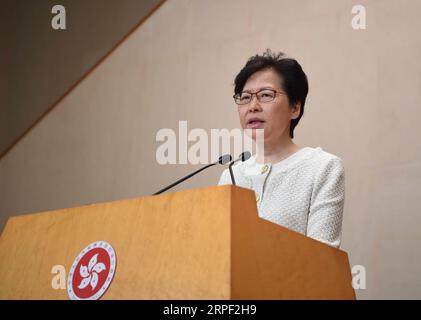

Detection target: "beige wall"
[0, 0, 163, 156]
[1, 0, 421, 299]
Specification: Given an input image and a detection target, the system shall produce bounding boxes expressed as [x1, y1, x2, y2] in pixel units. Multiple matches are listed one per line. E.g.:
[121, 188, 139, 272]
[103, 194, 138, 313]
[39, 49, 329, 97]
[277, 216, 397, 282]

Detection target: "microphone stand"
[229, 162, 236, 185]
[153, 154, 232, 195]
[228, 151, 252, 186]
[153, 162, 216, 195]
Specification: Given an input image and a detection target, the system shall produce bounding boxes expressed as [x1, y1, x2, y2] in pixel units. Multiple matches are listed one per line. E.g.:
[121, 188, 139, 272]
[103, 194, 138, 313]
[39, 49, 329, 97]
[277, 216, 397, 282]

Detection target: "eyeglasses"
[233, 88, 286, 105]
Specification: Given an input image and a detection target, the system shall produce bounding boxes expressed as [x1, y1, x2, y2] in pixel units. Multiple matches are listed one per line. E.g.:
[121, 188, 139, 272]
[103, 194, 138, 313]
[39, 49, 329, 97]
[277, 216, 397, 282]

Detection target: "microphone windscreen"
[241, 151, 252, 162]
[219, 154, 232, 165]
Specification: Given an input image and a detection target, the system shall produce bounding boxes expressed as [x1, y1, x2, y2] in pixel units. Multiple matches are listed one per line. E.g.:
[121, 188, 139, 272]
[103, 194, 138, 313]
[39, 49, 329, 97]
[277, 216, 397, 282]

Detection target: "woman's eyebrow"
[242, 86, 275, 93]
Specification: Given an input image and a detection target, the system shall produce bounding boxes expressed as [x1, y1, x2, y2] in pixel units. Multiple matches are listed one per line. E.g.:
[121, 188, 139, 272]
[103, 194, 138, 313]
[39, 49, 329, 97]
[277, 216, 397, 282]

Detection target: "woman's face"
[238, 68, 300, 145]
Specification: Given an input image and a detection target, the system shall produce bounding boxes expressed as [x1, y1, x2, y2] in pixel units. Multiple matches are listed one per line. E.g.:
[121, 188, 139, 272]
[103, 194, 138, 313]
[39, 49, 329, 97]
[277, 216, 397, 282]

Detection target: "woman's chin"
[243, 128, 266, 142]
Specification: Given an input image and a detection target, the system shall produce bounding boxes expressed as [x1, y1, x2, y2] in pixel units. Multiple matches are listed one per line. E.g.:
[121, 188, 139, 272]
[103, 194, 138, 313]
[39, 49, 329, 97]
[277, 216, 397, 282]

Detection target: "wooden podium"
[0, 185, 355, 299]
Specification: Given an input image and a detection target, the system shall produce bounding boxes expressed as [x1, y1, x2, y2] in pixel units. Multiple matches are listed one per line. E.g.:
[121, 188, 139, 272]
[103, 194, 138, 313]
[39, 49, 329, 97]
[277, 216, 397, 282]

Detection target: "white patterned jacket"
[218, 147, 345, 248]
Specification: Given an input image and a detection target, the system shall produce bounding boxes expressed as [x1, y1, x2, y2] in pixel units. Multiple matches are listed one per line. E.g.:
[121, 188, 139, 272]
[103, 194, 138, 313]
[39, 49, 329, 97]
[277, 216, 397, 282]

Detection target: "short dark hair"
[234, 49, 309, 138]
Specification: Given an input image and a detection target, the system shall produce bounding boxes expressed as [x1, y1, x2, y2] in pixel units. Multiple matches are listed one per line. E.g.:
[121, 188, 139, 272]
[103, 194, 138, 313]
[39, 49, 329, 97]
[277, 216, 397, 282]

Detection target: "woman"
[218, 50, 345, 248]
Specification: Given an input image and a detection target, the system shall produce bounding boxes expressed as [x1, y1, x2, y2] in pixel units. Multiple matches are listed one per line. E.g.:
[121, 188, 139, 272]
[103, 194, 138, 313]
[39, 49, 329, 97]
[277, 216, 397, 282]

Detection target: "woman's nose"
[247, 95, 262, 112]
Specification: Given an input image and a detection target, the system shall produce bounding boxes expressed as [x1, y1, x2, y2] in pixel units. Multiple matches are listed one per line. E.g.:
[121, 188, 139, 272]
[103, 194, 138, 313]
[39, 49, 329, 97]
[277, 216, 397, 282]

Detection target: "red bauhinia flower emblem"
[68, 241, 116, 300]
[78, 253, 106, 290]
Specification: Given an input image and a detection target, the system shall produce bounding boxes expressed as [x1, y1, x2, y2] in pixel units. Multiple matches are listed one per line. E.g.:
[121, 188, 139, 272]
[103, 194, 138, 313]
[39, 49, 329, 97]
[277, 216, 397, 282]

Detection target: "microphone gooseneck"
[153, 154, 232, 195]
[228, 151, 252, 185]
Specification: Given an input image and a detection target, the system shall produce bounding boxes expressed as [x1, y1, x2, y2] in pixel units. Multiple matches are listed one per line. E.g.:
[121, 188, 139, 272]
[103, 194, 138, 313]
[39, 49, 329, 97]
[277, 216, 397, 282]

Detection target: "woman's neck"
[256, 138, 302, 164]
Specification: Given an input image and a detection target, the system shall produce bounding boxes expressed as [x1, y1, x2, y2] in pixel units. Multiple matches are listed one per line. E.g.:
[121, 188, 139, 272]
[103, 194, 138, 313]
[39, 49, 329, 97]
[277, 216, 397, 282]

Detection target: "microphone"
[228, 151, 252, 185]
[153, 154, 232, 195]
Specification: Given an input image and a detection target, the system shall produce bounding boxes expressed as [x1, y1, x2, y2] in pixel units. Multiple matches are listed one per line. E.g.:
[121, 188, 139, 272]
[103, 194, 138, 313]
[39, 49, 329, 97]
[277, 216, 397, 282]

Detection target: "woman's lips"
[246, 120, 265, 129]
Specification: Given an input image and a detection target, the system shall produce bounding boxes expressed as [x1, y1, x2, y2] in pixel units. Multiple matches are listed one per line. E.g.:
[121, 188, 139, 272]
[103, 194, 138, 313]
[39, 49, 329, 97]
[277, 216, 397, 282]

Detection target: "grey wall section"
[0, 0, 163, 156]
[1, 0, 421, 299]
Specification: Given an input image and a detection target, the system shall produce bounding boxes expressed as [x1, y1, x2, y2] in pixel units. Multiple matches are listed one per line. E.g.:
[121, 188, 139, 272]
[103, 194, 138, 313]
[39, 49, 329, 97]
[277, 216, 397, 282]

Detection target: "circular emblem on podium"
[67, 241, 116, 300]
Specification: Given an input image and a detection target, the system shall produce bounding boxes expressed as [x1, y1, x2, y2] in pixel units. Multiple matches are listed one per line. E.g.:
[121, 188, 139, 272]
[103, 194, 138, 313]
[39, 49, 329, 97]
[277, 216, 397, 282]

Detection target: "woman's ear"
[291, 102, 301, 120]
